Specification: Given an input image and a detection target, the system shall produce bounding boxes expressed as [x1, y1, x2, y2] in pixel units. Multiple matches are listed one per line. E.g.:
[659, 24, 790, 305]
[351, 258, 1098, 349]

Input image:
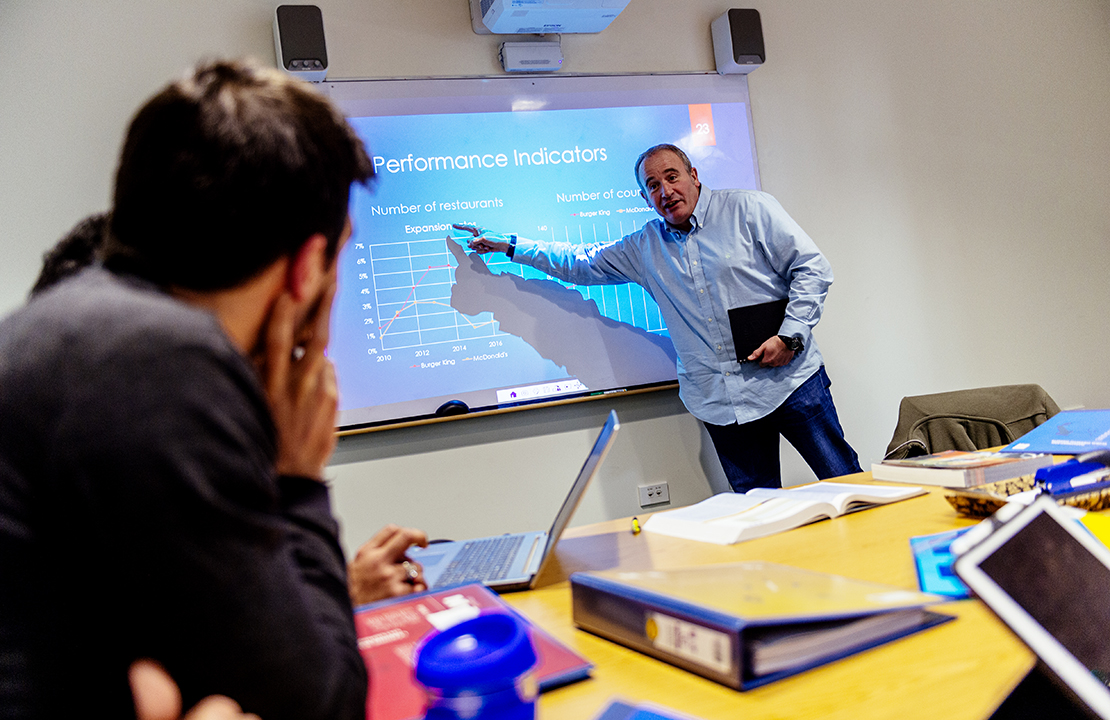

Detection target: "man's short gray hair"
[633, 144, 693, 190]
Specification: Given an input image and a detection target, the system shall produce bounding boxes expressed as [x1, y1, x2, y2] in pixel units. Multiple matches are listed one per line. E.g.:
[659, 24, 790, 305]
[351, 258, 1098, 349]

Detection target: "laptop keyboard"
[437, 534, 526, 586]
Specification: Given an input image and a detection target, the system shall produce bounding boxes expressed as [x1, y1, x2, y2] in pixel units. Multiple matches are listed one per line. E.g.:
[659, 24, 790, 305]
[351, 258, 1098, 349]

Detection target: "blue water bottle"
[415, 611, 539, 720]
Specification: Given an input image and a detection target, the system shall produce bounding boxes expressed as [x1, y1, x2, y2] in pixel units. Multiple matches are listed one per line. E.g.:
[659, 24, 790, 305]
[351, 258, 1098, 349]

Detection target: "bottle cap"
[415, 611, 537, 696]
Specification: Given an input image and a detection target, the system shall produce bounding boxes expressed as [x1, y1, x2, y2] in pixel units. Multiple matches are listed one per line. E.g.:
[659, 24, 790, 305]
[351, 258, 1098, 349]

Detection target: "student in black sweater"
[0, 59, 425, 720]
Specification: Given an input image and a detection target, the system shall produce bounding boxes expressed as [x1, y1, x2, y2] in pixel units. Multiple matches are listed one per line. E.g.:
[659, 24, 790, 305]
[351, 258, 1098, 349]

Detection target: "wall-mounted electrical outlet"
[638, 482, 670, 507]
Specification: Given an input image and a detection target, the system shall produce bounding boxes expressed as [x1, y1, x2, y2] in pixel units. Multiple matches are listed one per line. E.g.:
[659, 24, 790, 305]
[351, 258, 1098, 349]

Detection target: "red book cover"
[354, 582, 592, 720]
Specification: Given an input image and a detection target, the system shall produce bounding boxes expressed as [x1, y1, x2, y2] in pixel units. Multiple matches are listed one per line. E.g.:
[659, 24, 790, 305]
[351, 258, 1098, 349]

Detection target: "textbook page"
[642, 482, 925, 545]
[747, 482, 926, 514]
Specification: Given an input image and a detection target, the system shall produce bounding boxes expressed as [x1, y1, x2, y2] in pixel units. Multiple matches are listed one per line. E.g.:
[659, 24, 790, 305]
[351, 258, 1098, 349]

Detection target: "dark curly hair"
[106, 58, 374, 290]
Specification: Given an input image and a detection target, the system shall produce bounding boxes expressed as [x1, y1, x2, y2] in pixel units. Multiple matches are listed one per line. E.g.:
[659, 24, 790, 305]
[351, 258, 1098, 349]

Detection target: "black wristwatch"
[778, 335, 804, 353]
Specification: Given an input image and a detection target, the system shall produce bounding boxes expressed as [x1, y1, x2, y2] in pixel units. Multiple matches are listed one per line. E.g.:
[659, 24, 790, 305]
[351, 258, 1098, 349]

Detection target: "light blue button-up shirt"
[513, 187, 833, 426]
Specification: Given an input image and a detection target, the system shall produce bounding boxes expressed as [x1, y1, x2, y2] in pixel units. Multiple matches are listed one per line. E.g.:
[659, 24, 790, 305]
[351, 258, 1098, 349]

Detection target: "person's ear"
[287, 233, 329, 302]
[690, 166, 701, 190]
[641, 190, 650, 207]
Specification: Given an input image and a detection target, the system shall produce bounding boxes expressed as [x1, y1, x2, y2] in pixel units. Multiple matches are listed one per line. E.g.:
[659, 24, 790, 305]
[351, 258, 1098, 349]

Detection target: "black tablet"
[954, 497, 1110, 719]
[728, 298, 787, 363]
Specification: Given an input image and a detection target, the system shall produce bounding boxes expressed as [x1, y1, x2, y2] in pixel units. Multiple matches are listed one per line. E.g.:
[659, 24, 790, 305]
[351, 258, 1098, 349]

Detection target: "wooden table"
[504, 474, 1034, 719]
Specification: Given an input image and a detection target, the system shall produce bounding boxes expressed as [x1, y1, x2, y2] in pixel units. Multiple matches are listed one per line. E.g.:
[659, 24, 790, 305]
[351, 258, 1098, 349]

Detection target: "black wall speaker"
[711, 9, 765, 75]
[273, 5, 328, 82]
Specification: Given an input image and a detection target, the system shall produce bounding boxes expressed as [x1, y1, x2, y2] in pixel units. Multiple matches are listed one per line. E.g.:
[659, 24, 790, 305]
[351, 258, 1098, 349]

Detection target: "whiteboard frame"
[323, 72, 760, 433]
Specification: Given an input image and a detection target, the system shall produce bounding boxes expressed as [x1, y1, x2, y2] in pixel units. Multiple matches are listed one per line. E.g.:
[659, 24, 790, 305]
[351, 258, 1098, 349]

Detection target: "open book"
[642, 482, 926, 545]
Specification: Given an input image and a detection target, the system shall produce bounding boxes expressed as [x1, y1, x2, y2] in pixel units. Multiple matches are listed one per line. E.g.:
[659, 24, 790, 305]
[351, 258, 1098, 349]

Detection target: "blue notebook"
[1001, 409, 1110, 455]
[909, 528, 972, 599]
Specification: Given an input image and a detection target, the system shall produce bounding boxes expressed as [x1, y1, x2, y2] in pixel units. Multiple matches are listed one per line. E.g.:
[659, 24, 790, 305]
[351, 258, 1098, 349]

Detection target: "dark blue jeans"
[704, 366, 862, 493]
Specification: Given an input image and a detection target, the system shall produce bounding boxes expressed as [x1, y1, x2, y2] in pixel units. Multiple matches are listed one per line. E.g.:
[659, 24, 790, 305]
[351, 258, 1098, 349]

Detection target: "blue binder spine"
[571, 572, 747, 689]
[570, 570, 956, 690]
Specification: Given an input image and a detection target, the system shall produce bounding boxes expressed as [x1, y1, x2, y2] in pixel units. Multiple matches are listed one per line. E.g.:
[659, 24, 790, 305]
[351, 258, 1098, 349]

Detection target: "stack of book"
[871, 450, 1053, 488]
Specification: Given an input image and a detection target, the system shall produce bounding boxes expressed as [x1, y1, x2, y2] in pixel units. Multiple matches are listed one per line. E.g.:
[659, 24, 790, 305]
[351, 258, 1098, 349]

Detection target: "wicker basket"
[944, 474, 1110, 518]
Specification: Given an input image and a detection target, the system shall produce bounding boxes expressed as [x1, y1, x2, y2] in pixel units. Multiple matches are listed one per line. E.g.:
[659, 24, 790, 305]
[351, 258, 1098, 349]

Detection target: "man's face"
[638, 150, 701, 229]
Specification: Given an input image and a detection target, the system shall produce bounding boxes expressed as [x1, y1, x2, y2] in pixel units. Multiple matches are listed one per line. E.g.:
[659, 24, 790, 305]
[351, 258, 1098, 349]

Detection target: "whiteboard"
[323, 73, 760, 431]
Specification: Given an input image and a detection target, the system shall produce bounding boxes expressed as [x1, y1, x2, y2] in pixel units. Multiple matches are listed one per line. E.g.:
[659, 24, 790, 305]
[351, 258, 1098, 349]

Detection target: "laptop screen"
[535, 410, 620, 575]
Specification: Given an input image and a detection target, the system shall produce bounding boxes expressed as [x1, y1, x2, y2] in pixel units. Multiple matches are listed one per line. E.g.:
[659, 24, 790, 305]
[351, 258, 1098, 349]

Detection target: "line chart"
[371, 239, 503, 351]
[365, 226, 670, 355]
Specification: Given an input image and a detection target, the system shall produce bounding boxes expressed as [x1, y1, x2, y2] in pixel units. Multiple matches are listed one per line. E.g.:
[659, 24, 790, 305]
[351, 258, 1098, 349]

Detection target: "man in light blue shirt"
[464, 144, 860, 491]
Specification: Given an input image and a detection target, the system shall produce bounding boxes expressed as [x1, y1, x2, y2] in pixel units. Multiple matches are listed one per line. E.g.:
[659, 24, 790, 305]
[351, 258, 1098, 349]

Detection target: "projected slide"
[327, 78, 760, 429]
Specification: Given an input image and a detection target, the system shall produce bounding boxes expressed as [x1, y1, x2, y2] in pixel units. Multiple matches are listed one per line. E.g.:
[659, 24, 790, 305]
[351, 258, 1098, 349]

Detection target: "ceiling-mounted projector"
[469, 0, 631, 35]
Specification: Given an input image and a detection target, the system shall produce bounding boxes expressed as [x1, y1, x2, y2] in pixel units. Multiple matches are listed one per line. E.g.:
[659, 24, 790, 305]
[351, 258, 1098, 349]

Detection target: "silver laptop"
[408, 410, 620, 593]
[954, 496, 1110, 719]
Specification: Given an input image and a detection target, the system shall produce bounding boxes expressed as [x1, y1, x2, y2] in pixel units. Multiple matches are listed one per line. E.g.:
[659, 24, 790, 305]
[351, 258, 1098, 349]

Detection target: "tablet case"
[728, 298, 787, 363]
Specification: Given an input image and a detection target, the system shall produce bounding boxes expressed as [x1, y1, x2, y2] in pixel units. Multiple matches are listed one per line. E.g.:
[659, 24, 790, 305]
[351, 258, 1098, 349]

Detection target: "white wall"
[2, 1, 1108, 556]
